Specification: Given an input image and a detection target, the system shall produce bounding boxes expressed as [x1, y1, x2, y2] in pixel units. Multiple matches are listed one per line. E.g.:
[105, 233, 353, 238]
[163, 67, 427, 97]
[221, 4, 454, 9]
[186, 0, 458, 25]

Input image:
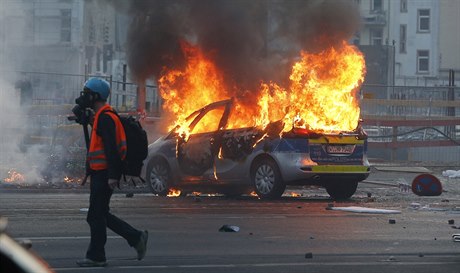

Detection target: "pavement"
[1, 166, 460, 272]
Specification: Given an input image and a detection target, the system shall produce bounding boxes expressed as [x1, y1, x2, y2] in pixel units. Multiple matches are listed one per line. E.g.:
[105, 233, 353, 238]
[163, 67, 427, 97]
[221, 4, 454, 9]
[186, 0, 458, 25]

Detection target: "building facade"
[0, 0, 85, 74]
[439, 0, 460, 81]
[355, 0, 448, 87]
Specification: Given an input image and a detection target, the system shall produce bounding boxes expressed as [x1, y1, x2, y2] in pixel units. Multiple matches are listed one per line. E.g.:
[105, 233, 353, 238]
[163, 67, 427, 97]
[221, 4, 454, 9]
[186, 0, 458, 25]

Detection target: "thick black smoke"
[108, 0, 360, 92]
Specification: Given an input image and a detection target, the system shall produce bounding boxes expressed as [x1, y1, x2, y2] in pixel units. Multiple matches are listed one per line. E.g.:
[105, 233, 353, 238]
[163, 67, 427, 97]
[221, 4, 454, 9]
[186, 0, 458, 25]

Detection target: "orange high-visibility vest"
[88, 104, 127, 171]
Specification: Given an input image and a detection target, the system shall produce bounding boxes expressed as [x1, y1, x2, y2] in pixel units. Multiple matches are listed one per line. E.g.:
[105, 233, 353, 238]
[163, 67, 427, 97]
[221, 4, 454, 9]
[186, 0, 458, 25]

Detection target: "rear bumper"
[274, 153, 370, 185]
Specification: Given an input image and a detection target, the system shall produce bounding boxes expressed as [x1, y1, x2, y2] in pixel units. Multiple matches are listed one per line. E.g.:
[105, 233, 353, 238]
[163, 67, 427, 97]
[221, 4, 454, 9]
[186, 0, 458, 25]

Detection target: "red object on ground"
[411, 173, 442, 196]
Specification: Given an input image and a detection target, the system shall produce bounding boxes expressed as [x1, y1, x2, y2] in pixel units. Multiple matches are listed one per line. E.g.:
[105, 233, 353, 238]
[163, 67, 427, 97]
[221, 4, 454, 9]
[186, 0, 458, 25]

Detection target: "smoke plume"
[109, 0, 361, 93]
[0, 3, 68, 185]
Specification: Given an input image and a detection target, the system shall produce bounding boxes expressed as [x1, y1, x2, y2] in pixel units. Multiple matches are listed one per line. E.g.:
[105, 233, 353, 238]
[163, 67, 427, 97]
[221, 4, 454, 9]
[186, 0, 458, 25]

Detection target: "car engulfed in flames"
[142, 40, 370, 199]
[142, 98, 369, 200]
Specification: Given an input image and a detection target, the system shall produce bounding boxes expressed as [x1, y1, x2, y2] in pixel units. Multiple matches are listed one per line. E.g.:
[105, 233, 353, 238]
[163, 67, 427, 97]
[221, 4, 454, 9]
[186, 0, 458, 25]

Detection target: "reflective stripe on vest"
[88, 104, 127, 171]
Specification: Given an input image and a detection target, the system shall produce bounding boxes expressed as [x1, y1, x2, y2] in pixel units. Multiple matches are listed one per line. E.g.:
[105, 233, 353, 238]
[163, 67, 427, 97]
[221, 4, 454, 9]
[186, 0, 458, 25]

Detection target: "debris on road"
[389, 219, 396, 224]
[442, 170, 460, 178]
[374, 166, 431, 173]
[19, 239, 32, 249]
[327, 206, 401, 214]
[219, 225, 240, 232]
[386, 256, 397, 262]
[126, 192, 134, 198]
[361, 179, 410, 193]
[448, 219, 455, 225]
[452, 234, 460, 242]
[304, 252, 313, 259]
[409, 203, 448, 212]
[411, 174, 442, 196]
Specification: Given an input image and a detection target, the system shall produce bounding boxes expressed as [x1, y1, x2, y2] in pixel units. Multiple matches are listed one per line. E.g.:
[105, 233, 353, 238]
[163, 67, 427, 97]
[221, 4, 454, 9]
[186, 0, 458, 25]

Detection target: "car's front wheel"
[147, 157, 171, 196]
[251, 158, 285, 199]
[325, 180, 358, 200]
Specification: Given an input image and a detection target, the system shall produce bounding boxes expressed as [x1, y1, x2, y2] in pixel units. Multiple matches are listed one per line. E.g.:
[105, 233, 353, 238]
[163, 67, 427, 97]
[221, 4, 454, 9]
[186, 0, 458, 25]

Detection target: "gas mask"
[68, 89, 99, 125]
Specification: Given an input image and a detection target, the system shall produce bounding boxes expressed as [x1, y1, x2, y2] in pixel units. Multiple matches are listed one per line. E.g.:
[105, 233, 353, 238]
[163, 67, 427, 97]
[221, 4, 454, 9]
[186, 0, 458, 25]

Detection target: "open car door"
[177, 99, 232, 176]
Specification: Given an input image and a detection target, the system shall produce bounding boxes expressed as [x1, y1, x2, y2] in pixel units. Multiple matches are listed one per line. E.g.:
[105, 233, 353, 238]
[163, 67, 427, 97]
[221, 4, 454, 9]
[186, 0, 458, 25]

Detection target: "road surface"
[1, 182, 460, 273]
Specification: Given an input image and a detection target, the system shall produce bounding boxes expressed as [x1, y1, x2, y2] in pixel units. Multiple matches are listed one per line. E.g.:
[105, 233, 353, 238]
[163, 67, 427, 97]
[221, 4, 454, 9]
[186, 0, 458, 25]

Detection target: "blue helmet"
[84, 77, 110, 101]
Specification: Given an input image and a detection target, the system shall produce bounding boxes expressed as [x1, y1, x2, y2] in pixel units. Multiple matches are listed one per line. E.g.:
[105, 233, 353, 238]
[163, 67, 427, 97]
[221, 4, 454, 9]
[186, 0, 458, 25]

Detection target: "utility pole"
[447, 69, 455, 137]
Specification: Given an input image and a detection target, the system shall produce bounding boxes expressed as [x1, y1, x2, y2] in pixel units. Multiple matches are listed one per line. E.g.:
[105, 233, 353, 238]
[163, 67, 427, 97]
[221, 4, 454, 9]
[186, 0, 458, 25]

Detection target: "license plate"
[326, 145, 355, 154]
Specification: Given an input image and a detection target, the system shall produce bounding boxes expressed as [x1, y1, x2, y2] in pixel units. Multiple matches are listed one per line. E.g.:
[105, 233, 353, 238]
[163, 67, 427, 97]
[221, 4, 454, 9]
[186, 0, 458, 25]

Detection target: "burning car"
[142, 98, 370, 199]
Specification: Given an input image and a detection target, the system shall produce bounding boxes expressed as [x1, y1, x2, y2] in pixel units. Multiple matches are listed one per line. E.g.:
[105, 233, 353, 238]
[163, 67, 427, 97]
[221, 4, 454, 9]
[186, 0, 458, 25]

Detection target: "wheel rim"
[254, 164, 275, 195]
[149, 163, 168, 193]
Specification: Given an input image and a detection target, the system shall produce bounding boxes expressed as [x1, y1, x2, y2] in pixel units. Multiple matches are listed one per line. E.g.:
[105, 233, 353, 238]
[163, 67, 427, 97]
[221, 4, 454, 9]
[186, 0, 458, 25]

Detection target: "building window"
[60, 9, 71, 42]
[371, 0, 383, 12]
[417, 50, 429, 73]
[352, 32, 360, 46]
[417, 9, 430, 33]
[399, 25, 406, 53]
[400, 0, 407, 13]
[370, 28, 383, 45]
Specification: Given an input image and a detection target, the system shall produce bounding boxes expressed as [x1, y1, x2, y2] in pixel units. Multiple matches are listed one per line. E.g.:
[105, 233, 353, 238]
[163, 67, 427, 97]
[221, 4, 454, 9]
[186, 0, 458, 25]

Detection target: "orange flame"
[290, 192, 301, 197]
[258, 41, 365, 132]
[4, 170, 25, 183]
[249, 191, 258, 197]
[159, 40, 365, 135]
[64, 176, 74, 183]
[167, 188, 181, 197]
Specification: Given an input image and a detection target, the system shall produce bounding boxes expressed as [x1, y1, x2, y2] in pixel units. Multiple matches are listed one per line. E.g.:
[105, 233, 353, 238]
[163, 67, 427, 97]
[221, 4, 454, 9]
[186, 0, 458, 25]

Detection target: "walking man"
[76, 78, 148, 267]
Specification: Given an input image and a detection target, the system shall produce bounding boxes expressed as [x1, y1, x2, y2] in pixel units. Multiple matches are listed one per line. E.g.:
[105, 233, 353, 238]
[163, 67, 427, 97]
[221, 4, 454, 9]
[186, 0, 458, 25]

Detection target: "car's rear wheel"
[325, 180, 358, 200]
[147, 157, 171, 196]
[251, 158, 285, 199]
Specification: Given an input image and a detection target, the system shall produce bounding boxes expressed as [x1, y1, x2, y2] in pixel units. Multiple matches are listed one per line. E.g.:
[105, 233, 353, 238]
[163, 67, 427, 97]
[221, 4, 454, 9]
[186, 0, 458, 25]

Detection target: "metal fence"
[360, 84, 460, 162]
[3, 70, 460, 163]
[2, 70, 161, 116]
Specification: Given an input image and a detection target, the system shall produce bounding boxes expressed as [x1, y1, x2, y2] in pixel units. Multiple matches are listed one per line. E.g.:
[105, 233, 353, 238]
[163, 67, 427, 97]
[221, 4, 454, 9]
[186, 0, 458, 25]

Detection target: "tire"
[325, 180, 358, 200]
[251, 158, 285, 199]
[147, 157, 171, 196]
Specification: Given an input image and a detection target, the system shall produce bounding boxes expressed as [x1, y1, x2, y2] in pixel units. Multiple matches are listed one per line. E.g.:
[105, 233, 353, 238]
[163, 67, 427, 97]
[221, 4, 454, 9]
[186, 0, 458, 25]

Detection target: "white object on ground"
[374, 166, 431, 173]
[442, 170, 460, 178]
[452, 234, 460, 242]
[329, 206, 401, 214]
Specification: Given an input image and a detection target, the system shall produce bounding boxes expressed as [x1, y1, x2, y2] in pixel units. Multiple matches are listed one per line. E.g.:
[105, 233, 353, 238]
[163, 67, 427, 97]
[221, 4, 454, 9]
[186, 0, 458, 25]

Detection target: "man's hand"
[108, 179, 119, 190]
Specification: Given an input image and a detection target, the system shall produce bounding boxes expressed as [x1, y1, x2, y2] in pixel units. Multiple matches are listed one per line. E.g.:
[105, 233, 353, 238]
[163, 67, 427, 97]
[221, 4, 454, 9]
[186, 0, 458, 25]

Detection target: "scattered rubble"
[18, 239, 32, 249]
[374, 166, 431, 173]
[327, 206, 401, 214]
[304, 252, 313, 259]
[389, 219, 396, 224]
[219, 225, 240, 232]
[442, 170, 460, 178]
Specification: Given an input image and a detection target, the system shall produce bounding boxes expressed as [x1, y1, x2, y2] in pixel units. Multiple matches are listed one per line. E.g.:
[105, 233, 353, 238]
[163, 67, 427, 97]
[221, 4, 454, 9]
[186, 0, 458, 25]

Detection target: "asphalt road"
[1, 184, 460, 273]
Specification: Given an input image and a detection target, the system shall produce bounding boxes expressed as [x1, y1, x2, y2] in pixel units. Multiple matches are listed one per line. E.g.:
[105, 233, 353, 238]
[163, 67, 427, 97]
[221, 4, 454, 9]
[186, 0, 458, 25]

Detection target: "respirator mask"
[68, 89, 99, 125]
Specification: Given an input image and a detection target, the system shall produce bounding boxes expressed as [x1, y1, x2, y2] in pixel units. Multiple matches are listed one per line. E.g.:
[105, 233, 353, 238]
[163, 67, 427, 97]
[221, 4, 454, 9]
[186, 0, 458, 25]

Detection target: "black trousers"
[85, 170, 141, 261]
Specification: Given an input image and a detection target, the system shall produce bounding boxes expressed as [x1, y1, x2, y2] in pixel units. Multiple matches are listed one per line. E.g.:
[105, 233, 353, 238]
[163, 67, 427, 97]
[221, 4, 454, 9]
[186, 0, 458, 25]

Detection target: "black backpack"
[105, 110, 148, 182]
